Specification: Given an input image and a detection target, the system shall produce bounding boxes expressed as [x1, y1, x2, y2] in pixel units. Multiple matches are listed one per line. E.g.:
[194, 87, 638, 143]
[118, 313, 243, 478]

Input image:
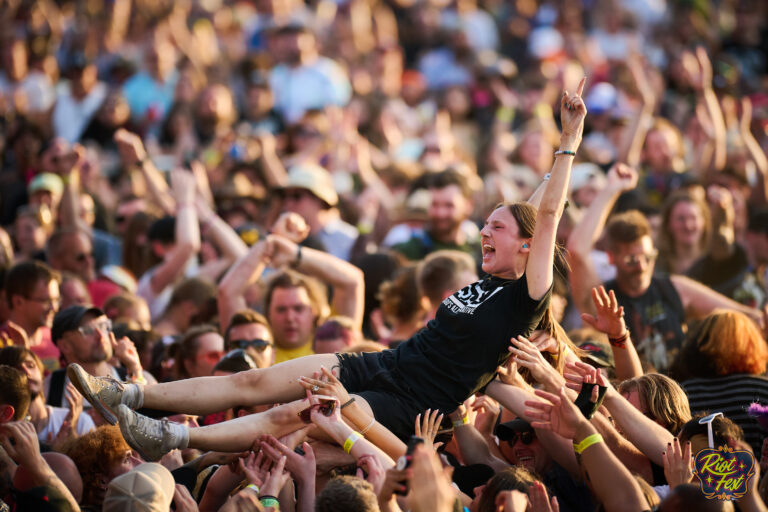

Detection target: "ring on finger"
[311, 385, 320, 392]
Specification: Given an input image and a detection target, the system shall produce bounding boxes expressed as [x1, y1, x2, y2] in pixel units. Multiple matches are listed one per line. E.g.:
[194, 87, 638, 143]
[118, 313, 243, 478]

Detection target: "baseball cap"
[52, 305, 104, 344]
[28, 173, 64, 198]
[495, 418, 533, 441]
[576, 337, 615, 369]
[103, 463, 175, 512]
[570, 163, 607, 193]
[279, 164, 338, 207]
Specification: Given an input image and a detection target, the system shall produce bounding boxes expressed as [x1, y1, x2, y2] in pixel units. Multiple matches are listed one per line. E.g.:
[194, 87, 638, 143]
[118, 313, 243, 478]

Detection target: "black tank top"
[604, 275, 685, 372]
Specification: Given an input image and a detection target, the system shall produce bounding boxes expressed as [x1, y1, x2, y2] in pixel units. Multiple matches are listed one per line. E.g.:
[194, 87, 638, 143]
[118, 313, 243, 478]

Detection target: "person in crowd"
[416, 249, 479, 320]
[171, 325, 225, 380]
[0, 346, 95, 443]
[0, 261, 61, 371]
[567, 164, 763, 371]
[393, 169, 481, 268]
[376, 266, 427, 348]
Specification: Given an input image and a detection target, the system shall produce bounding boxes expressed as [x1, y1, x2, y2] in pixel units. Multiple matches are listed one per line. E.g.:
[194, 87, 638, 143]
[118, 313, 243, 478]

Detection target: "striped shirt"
[682, 374, 768, 454]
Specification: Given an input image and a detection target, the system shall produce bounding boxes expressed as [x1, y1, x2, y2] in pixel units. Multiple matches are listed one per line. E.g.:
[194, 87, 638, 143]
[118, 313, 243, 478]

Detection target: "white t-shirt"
[38, 406, 96, 443]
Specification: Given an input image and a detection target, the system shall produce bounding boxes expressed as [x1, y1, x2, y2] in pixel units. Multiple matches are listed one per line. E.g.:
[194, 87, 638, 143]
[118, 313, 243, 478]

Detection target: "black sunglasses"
[229, 338, 273, 351]
[509, 430, 534, 445]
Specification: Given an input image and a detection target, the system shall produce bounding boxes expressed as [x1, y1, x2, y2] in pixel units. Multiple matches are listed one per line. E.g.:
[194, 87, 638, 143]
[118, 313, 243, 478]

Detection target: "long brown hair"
[657, 190, 711, 272]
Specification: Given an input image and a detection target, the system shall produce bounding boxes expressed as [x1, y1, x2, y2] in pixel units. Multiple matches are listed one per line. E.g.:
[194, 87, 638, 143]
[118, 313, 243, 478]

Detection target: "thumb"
[580, 314, 598, 329]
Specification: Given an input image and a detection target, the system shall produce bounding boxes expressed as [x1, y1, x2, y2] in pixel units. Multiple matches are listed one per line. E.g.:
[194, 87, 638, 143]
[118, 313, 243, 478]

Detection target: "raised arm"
[671, 274, 763, 326]
[114, 129, 176, 215]
[580, 286, 643, 380]
[740, 98, 768, 206]
[217, 241, 271, 329]
[267, 235, 365, 329]
[617, 56, 656, 168]
[527, 78, 587, 300]
[566, 164, 638, 314]
[148, 169, 201, 295]
[689, 48, 727, 172]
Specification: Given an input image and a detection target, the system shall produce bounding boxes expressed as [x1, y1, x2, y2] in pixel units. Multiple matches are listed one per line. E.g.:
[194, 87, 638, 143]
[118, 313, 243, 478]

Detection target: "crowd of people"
[0, 0, 767, 510]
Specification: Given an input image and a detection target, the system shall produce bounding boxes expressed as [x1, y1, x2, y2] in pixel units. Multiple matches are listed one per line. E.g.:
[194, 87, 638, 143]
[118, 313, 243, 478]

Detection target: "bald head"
[42, 452, 82, 503]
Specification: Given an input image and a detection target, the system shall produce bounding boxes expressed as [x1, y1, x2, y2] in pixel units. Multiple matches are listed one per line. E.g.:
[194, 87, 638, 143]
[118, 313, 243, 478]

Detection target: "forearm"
[526, 179, 548, 210]
[343, 402, 406, 461]
[567, 184, 621, 258]
[319, 420, 394, 468]
[139, 161, 175, 214]
[379, 496, 404, 512]
[203, 215, 249, 261]
[452, 423, 509, 472]
[295, 479, 315, 512]
[538, 134, 580, 216]
[590, 412, 653, 482]
[198, 468, 244, 512]
[296, 246, 364, 328]
[176, 203, 201, 250]
[618, 106, 653, 168]
[59, 172, 87, 231]
[603, 390, 673, 466]
[702, 88, 727, 172]
[574, 420, 647, 511]
[610, 334, 644, 381]
[260, 150, 289, 188]
[26, 461, 81, 512]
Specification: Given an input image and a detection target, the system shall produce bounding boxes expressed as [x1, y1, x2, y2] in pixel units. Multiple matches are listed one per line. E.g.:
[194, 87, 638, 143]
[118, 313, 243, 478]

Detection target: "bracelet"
[574, 433, 603, 454]
[259, 496, 279, 509]
[341, 398, 356, 409]
[344, 431, 362, 453]
[543, 173, 551, 181]
[554, 150, 576, 157]
[246, 484, 260, 494]
[357, 221, 374, 235]
[360, 417, 375, 435]
[291, 244, 303, 268]
[128, 372, 147, 385]
[609, 331, 630, 349]
[452, 416, 469, 428]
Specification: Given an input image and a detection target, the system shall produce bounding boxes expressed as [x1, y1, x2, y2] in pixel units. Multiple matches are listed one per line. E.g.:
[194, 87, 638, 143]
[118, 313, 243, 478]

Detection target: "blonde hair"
[618, 373, 692, 435]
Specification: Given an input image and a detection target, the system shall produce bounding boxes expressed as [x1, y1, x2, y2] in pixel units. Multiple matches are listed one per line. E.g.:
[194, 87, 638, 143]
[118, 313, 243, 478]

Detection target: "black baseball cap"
[495, 418, 533, 441]
[52, 305, 104, 344]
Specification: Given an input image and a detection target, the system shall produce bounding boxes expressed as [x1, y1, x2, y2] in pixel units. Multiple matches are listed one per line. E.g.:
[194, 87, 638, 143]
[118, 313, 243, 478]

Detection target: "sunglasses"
[621, 249, 658, 267]
[509, 430, 534, 445]
[229, 338, 273, 352]
[284, 189, 313, 201]
[196, 350, 225, 364]
[298, 398, 337, 424]
[79, 319, 112, 337]
[698, 412, 724, 449]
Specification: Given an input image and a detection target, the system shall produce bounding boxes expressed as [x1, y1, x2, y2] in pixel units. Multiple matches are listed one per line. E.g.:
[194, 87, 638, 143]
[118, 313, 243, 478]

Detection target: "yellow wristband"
[574, 433, 603, 454]
[344, 432, 362, 454]
[452, 416, 468, 428]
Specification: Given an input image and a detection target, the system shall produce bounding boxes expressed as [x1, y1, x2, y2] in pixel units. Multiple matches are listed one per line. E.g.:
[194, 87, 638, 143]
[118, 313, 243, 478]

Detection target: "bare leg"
[142, 354, 340, 415]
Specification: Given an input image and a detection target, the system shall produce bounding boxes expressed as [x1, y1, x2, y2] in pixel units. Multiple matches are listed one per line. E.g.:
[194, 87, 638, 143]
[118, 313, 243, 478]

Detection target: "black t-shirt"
[604, 276, 685, 373]
[687, 244, 751, 300]
[391, 273, 551, 412]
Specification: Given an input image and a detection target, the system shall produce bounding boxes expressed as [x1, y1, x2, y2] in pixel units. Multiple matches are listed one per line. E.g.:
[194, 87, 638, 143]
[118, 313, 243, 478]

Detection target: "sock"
[171, 423, 190, 450]
[121, 383, 144, 409]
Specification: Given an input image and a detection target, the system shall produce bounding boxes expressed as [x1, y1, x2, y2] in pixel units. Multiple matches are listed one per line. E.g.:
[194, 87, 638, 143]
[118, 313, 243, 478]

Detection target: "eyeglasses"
[196, 350, 225, 365]
[79, 319, 112, 337]
[698, 412, 724, 449]
[510, 430, 534, 445]
[228, 338, 273, 352]
[26, 296, 61, 308]
[621, 249, 658, 267]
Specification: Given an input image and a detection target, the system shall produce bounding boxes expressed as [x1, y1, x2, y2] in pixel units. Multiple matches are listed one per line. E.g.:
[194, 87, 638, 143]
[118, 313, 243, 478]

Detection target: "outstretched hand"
[580, 286, 626, 339]
[524, 387, 585, 440]
[606, 162, 638, 193]
[414, 409, 444, 451]
[662, 438, 694, 489]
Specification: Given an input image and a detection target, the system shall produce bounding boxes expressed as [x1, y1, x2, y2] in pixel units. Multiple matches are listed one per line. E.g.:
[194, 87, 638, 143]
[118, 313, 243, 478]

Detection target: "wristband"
[609, 331, 630, 349]
[453, 416, 469, 428]
[574, 433, 603, 454]
[554, 150, 576, 157]
[291, 245, 303, 268]
[496, 106, 514, 124]
[357, 221, 374, 235]
[574, 383, 607, 420]
[341, 398, 356, 409]
[246, 484, 260, 494]
[344, 432, 362, 453]
[259, 496, 280, 509]
[360, 417, 375, 436]
[128, 372, 147, 385]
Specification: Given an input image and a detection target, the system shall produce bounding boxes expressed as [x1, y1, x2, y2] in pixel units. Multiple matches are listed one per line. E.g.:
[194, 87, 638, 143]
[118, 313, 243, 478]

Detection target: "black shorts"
[335, 351, 425, 441]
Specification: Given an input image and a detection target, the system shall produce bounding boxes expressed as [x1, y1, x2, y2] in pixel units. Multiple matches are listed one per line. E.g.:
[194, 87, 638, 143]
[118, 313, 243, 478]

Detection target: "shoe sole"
[66, 364, 118, 425]
[117, 406, 156, 462]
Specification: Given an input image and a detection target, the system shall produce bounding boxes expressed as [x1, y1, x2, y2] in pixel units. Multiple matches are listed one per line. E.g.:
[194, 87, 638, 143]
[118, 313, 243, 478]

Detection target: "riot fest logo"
[694, 445, 756, 500]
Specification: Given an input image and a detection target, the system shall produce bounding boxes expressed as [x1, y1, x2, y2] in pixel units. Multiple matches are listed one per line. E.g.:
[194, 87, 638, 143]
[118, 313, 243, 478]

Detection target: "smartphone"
[395, 435, 424, 495]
